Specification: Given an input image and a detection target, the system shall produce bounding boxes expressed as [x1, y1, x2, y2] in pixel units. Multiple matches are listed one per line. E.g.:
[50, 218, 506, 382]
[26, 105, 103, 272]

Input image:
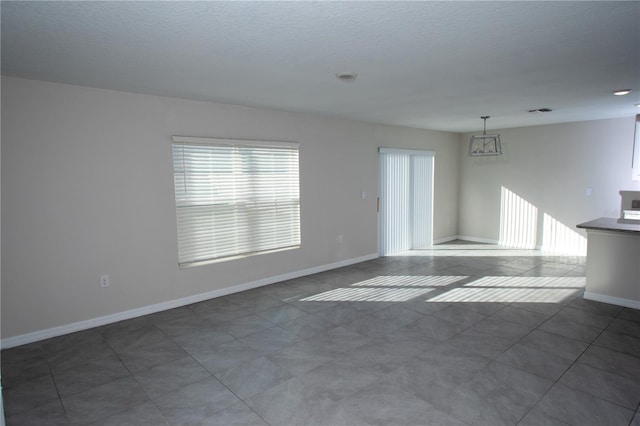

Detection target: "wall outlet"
[100, 274, 110, 288]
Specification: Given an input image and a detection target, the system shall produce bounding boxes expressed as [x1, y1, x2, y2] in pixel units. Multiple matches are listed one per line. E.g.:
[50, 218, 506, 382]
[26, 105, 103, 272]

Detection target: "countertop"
[577, 217, 640, 234]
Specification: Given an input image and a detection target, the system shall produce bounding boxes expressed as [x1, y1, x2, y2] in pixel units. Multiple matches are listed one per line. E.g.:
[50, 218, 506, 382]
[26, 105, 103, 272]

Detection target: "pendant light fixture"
[468, 116, 502, 156]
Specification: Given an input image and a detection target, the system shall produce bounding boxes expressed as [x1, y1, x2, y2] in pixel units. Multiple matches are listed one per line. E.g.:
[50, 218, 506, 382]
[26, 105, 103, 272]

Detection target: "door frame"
[378, 147, 435, 256]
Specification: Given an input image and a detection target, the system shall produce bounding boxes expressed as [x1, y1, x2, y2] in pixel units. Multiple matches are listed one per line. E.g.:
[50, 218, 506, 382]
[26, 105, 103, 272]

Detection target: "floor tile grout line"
[507, 303, 624, 425]
[145, 337, 269, 426]
[97, 317, 265, 425]
[522, 310, 638, 425]
[43, 357, 72, 425]
[43, 329, 152, 425]
[96, 326, 170, 425]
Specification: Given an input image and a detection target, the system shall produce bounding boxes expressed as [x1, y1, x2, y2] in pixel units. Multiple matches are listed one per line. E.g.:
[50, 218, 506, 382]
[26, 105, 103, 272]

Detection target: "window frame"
[171, 136, 301, 268]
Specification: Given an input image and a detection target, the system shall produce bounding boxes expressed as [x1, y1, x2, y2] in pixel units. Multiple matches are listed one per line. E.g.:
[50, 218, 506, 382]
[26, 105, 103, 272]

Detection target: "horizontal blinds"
[172, 138, 300, 266]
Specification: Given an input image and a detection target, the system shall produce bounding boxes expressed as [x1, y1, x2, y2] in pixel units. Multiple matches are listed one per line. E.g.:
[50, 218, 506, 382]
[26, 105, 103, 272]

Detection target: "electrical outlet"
[100, 274, 110, 288]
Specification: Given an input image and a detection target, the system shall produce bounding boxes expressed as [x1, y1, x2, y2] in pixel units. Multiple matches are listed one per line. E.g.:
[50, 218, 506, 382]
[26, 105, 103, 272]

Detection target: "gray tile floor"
[2, 242, 640, 425]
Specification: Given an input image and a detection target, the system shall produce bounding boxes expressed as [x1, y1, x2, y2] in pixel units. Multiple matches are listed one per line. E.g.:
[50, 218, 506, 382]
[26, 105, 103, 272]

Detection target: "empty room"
[1, 1, 640, 425]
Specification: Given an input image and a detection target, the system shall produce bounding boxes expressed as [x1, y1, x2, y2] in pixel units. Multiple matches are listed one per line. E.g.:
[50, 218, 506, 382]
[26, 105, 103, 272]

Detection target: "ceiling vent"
[469, 116, 502, 157]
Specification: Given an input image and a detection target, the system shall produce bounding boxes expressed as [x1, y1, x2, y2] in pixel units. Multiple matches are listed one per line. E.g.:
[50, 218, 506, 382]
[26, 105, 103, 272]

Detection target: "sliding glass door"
[378, 148, 434, 256]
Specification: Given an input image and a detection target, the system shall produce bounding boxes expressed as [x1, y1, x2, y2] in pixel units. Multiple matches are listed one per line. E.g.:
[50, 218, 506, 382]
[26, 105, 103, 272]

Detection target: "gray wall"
[458, 117, 640, 252]
[1, 77, 460, 340]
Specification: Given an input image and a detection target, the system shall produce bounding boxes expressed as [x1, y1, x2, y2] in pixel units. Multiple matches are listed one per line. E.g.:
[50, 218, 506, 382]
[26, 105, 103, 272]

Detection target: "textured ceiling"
[2, 1, 639, 132]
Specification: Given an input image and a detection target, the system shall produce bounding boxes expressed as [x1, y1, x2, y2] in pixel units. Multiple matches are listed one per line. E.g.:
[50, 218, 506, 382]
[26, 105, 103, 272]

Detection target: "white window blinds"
[172, 136, 300, 267]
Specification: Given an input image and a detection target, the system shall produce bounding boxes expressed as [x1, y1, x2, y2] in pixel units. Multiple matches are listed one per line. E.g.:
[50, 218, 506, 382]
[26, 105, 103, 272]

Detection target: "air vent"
[528, 108, 553, 113]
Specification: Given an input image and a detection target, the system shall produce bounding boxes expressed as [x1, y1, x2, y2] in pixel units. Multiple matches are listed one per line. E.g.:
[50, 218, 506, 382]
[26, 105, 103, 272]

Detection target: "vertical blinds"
[411, 154, 434, 250]
[378, 148, 434, 256]
[172, 136, 300, 267]
[379, 152, 412, 255]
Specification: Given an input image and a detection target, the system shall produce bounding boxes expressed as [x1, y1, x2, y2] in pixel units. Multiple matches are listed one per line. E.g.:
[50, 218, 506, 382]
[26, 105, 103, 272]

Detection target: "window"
[172, 136, 300, 267]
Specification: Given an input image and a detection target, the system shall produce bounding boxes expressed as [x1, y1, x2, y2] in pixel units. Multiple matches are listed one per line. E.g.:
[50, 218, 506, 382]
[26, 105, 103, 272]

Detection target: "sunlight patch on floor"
[465, 276, 585, 289]
[298, 274, 584, 304]
[300, 286, 436, 302]
[426, 286, 580, 304]
[300, 275, 466, 302]
[350, 275, 467, 288]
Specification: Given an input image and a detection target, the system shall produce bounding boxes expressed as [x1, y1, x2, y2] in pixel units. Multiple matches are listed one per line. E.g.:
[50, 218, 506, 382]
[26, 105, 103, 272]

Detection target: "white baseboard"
[1, 253, 378, 349]
[432, 236, 459, 245]
[454, 235, 500, 245]
[433, 235, 499, 245]
[583, 291, 640, 310]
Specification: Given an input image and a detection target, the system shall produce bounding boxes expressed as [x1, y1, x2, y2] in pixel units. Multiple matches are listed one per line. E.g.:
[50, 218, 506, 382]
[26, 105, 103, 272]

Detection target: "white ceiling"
[2, 1, 639, 132]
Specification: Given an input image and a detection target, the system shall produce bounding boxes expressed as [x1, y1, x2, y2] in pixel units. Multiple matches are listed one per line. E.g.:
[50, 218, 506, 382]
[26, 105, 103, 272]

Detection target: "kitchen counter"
[577, 218, 640, 310]
[577, 217, 640, 234]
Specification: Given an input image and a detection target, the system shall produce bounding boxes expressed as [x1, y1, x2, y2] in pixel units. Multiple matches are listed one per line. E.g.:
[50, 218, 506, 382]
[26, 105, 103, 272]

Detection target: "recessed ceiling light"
[336, 72, 357, 81]
[636, 103, 640, 108]
[613, 89, 631, 96]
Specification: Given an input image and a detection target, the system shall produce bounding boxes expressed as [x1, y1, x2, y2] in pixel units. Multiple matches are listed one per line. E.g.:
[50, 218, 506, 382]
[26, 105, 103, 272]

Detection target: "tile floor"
[2, 242, 640, 425]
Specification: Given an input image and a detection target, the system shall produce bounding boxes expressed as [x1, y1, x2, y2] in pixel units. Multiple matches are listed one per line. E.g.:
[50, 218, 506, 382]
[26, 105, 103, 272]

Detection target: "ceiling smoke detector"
[469, 116, 502, 157]
[336, 72, 357, 81]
